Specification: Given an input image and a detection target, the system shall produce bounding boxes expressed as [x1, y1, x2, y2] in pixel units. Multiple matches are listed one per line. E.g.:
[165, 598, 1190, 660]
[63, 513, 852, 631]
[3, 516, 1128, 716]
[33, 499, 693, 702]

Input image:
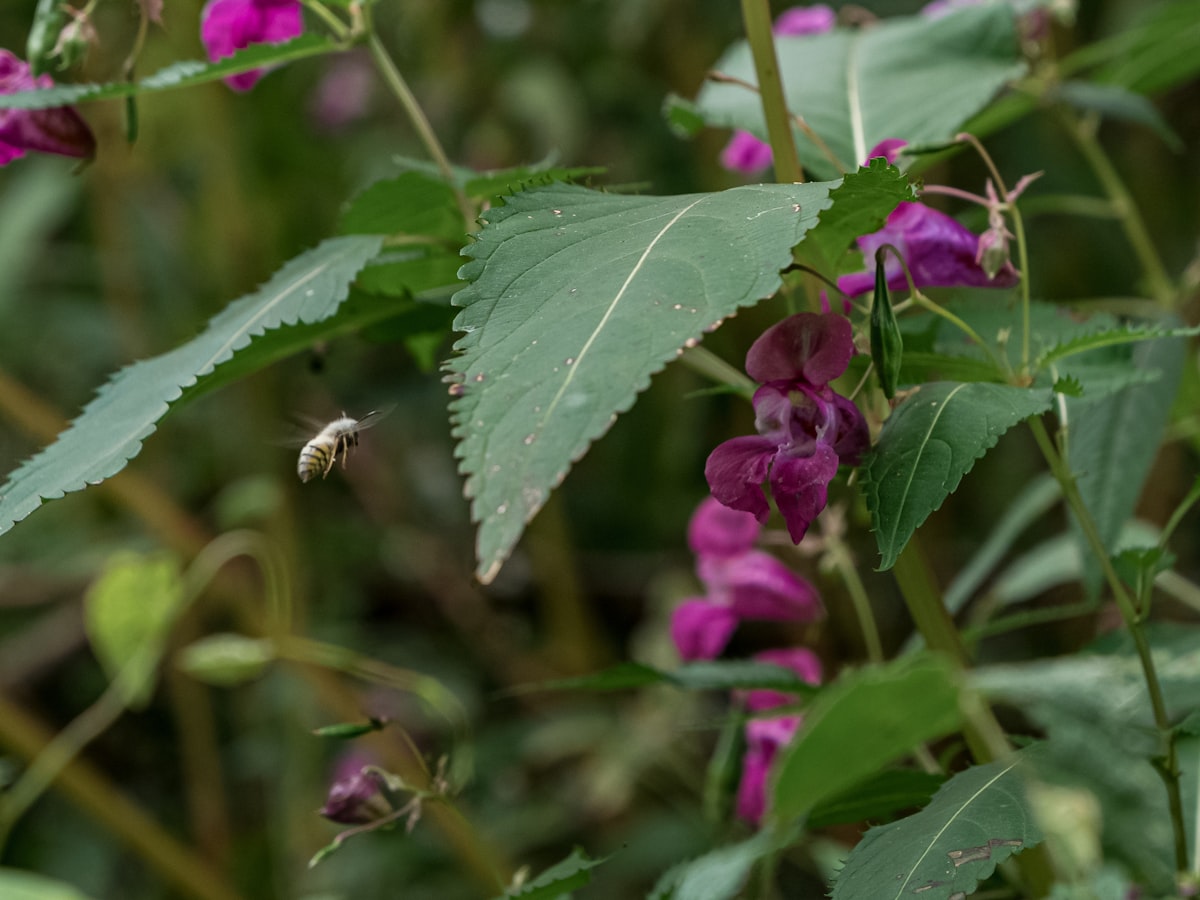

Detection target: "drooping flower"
[836, 201, 1020, 298]
[319, 755, 392, 825]
[0, 50, 95, 166]
[200, 0, 304, 92]
[705, 314, 868, 544]
[670, 497, 822, 661]
[736, 647, 822, 825]
[719, 5, 837, 175]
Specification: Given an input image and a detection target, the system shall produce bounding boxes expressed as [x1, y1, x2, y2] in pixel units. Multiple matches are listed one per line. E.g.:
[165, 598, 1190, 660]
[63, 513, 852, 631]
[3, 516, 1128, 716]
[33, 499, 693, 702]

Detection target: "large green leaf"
[863, 381, 1054, 570]
[830, 751, 1044, 900]
[448, 180, 838, 582]
[688, 4, 1025, 179]
[0, 235, 382, 535]
[771, 654, 962, 822]
[1067, 0, 1200, 96]
[0, 869, 94, 900]
[85, 552, 185, 708]
[0, 35, 339, 110]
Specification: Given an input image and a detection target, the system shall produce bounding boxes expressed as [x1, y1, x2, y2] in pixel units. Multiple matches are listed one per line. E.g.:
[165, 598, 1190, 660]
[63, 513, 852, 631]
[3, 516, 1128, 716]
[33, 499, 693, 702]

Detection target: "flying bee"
[296, 410, 387, 483]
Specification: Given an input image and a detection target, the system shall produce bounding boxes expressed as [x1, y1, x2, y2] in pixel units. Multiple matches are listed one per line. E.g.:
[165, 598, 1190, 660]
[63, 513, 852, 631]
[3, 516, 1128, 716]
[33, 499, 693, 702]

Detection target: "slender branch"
[739, 0, 804, 184]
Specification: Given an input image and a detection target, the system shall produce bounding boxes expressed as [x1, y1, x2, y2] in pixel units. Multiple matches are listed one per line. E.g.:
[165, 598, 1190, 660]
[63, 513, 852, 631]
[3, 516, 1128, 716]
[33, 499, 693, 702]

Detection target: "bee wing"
[353, 404, 395, 432]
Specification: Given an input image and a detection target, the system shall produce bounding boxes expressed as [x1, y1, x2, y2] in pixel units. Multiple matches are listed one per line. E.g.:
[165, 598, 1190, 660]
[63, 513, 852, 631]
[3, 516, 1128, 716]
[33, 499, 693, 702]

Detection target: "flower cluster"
[671, 497, 822, 660]
[0, 50, 94, 167]
[200, 0, 304, 91]
[705, 313, 868, 545]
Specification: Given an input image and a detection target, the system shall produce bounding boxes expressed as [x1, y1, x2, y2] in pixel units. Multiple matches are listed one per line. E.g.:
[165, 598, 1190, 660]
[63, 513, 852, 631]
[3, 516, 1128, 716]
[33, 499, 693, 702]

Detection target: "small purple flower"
[0, 50, 95, 165]
[705, 313, 868, 544]
[671, 599, 738, 661]
[201, 0, 304, 92]
[836, 201, 1020, 298]
[736, 647, 822, 825]
[319, 756, 391, 825]
[719, 5, 837, 175]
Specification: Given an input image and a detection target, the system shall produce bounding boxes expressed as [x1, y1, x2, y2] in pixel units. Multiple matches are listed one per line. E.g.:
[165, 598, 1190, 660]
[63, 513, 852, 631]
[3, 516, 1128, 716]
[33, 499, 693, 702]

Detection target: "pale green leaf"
[0, 35, 339, 109]
[0, 869, 95, 900]
[1052, 81, 1183, 151]
[830, 751, 1044, 900]
[863, 382, 1054, 570]
[690, 4, 1025, 179]
[84, 552, 185, 708]
[0, 235, 382, 535]
[648, 828, 782, 900]
[771, 655, 962, 822]
[1072, 0, 1200, 95]
[448, 181, 835, 582]
[176, 633, 276, 687]
[491, 847, 606, 900]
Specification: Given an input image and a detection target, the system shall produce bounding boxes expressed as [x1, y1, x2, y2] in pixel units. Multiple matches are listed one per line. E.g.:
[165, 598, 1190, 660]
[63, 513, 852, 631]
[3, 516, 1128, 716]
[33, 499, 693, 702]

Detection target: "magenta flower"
[836, 201, 1020, 298]
[0, 51, 95, 166]
[200, 0, 304, 92]
[705, 314, 868, 544]
[670, 498, 822, 661]
[736, 647, 822, 825]
[319, 755, 391, 825]
[719, 5, 837, 175]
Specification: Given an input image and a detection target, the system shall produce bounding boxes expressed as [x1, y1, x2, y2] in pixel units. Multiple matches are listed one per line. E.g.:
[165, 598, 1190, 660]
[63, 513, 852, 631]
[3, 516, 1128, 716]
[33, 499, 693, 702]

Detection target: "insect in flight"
[296, 410, 387, 483]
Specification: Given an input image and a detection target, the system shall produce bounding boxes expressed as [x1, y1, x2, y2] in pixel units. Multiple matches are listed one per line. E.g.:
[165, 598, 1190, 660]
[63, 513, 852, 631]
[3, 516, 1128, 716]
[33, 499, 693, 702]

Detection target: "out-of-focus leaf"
[0, 869, 95, 900]
[689, 4, 1025, 179]
[1052, 81, 1183, 151]
[807, 769, 945, 829]
[648, 827, 783, 900]
[771, 655, 962, 821]
[0, 235, 382, 535]
[519, 660, 819, 696]
[25, 0, 67, 76]
[0, 158, 79, 316]
[830, 750, 1044, 900]
[85, 552, 185, 708]
[176, 633, 276, 687]
[311, 719, 386, 739]
[448, 180, 836, 582]
[490, 847, 607, 900]
[0, 35, 339, 109]
[1075, 0, 1200, 95]
[863, 382, 1054, 570]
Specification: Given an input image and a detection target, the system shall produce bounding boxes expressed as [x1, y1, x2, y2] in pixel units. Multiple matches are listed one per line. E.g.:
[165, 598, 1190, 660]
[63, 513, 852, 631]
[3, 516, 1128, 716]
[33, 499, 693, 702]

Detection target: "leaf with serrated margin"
[447, 181, 836, 583]
[0, 35, 338, 110]
[688, 4, 1025, 180]
[1036, 322, 1200, 368]
[806, 158, 914, 264]
[863, 382, 1054, 570]
[0, 236, 382, 535]
[830, 750, 1044, 900]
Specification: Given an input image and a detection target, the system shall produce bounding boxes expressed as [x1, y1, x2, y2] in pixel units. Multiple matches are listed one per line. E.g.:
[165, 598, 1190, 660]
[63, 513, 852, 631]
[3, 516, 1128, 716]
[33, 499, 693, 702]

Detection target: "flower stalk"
[739, 0, 803, 184]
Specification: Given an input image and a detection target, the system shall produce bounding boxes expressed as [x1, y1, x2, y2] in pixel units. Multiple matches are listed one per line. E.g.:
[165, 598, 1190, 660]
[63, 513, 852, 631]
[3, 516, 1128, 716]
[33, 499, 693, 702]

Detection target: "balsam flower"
[319, 755, 392, 825]
[200, 0, 304, 91]
[704, 313, 868, 544]
[736, 647, 822, 825]
[719, 5, 836, 175]
[0, 50, 95, 165]
[670, 497, 822, 661]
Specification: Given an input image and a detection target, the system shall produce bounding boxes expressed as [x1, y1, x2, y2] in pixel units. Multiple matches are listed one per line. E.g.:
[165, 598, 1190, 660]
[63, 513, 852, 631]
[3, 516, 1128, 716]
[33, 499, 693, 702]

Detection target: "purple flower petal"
[319, 760, 390, 825]
[705, 435, 776, 523]
[838, 202, 1019, 298]
[864, 138, 907, 165]
[736, 715, 800, 825]
[770, 443, 840, 543]
[201, 0, 304, 92]
[0, 50, 94, 164]
[744, 312, 855, 386]
[688, 496, 761, 558]
[720, 130, 773, 175]
[745, 647, 822, 713]
[699, 550, 822, 622]
[773, 5, 836, 36]
[830, 394, 870, 464]
[670, 599, 737, 661]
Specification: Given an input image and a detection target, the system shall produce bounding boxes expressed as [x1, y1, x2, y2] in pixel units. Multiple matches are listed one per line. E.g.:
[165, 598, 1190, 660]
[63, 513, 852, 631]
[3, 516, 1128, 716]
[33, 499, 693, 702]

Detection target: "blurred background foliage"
[0, 0, 1197, 897]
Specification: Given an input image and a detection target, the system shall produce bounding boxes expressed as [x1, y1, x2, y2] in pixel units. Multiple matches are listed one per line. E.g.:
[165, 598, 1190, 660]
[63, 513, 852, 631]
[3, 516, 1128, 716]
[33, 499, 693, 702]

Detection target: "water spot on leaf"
[564, 357, 575, 366]
[474, 373, 486, 382]
[523, 433, 536, 445]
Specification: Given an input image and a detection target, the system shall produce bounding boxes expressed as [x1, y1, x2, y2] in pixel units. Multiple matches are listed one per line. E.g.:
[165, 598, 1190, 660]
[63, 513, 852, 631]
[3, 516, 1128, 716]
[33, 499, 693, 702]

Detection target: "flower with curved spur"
[200, 0, 304, 91]
[719, 5, 837, 175]
[319, 755, 392, 825]
[704, 313, 868, 545]
[0, 50, 95, 166]
[736, 647, 822, 825]
[670, 497, 822, 661]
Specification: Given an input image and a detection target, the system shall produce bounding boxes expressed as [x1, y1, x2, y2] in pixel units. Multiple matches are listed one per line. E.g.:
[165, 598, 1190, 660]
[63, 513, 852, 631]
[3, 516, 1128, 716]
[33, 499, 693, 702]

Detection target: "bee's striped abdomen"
[297, 436, 337, 483]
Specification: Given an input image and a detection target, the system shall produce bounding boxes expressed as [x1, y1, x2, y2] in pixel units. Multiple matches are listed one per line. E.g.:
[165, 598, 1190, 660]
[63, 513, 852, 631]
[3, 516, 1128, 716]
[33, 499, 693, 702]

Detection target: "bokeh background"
[0, 1, 1197, 897]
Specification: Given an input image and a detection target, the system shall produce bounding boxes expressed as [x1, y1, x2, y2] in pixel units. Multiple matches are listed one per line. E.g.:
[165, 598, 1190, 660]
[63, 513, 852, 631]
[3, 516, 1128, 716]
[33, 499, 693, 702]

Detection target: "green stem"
[362, 16, 475, 231]
[825, 536, 883, 663]
[1059, 112, 1175, 307]
[1026, 416, 1188, 871]
[301, 0, 349, 40]
[680, 345, 757, 396]
[739, 0, 804, 184]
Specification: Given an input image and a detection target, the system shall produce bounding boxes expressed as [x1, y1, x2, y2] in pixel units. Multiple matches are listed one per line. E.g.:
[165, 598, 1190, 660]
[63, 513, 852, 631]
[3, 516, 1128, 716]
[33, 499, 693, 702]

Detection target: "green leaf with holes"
[863, 382, 1054, 570]
[448, 181, 838, 582]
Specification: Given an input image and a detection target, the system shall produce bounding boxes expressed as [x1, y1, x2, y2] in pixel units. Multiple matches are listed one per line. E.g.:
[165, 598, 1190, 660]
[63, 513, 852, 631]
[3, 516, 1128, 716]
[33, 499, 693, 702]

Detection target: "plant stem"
[362, 13, 475, 231]
[824, 535, 883, 663]
[739, 0, 804, 184]
[1059, 111, 1175, 307]
[1026, 415, 1189, 871]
